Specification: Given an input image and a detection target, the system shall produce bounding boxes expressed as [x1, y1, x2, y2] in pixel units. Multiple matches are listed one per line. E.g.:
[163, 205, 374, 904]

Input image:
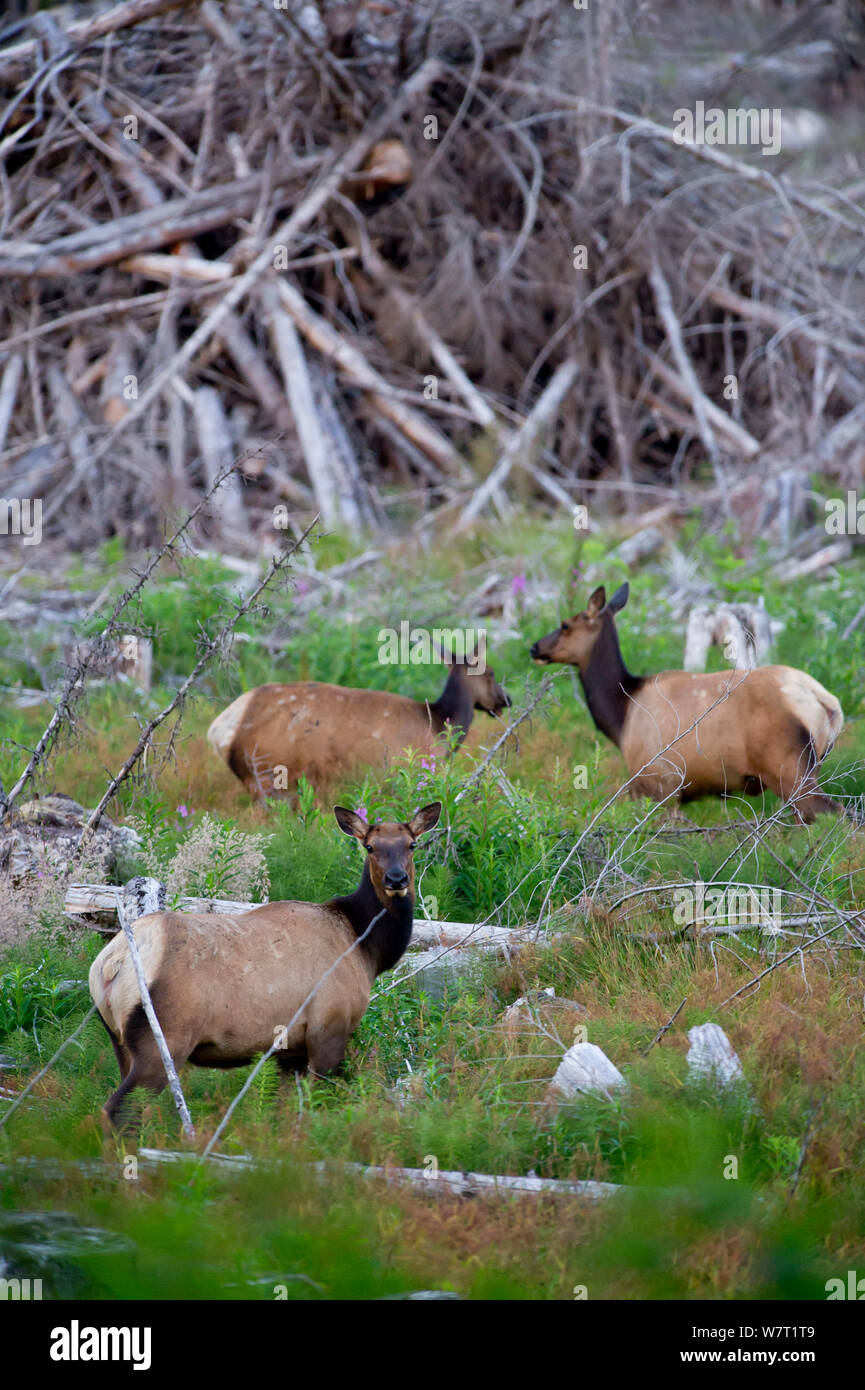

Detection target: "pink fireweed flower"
[511, 572, 527, 595]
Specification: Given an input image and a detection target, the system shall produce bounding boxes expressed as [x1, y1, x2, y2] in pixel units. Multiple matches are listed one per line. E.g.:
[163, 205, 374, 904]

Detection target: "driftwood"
[457, 359, 579, 527]
[647, 253, 729, 508]
[89, 56, 445, 462]
[138, 1147, 621, 1201]
[62, 881, 527, 954]
[264, 287, 345, 529]
[772, 540, 853, 582]
[646, 352, 760, 460]
[0, 354, 23, 453]
[0, 173, 312, 278]
[190, 386, 248, 539]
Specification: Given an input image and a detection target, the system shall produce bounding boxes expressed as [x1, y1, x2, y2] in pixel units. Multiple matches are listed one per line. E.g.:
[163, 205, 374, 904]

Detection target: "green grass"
[2, 510, 865, 1298]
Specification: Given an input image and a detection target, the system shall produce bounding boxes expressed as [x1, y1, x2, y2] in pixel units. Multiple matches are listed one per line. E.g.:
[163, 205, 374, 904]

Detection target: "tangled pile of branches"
[2, 0, 865, 550]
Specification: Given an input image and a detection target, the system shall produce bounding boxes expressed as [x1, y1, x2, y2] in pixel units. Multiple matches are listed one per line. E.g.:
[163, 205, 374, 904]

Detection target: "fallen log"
[0, 173, 309, 278]
[138, 1147, 621, 1200]
[62, 882, 527, 952]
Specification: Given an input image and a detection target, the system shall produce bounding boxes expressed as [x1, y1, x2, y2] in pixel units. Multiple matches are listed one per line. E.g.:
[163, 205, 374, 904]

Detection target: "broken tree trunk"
[62, 883, 529, 952]
[273, 276, 467, 480]
[457, 359, 579, 528]
[263, 286, 344, 529]
[0, 353, 23, 454]
[190, 386, 248, 538]
[684, 601, 772, 670]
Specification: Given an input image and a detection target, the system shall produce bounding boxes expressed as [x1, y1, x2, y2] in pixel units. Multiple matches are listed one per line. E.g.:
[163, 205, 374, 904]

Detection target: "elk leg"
[275, 1053, 307, 1076]
[306, 1029, 349, 1079]
[761, 735, 839, 824]
[103, 1004, 187, 1131]
[97, 1011, 131, 1080]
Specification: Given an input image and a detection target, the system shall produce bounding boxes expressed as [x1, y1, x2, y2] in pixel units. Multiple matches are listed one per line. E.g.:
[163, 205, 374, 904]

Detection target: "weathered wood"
[684, 601, 772, 670]
[457, 359, 578, 527]
[138, 1147, 621, 1200]
[0, 353, 23, 453]
[0, 0, 198, 81]
[350, 234, 498, 431]
[191, 386, 247, 535]
[0, 176, 301, 278]
[647, 352, 760, 459]
[264, 287, 342, 528]
[63, 882, 526, 952]
[686, 1022, 746, 1092]
[648, 253, 728, 508]
[772, 539, 853, 581]
[93, 57, 445, 457]
[273, 276, 467, 480]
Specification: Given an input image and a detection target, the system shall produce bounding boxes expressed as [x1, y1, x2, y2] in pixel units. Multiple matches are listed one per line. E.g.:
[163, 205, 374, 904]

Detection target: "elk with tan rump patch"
[207, 656, 509, 799]
[530, 584, 843, 823]
[89, 803, 441, 1130]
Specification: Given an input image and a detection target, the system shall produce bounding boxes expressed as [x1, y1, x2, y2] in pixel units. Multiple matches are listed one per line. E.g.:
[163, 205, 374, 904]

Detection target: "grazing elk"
[530, 583, 843, 823]
[89, 802, 442, 1129]
[207, 656, 509, 798]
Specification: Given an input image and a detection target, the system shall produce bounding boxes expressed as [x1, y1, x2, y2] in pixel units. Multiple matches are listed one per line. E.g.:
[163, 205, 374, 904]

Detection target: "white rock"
[548, 1042, 626, 1100]
[686, 1022, 745, 1091]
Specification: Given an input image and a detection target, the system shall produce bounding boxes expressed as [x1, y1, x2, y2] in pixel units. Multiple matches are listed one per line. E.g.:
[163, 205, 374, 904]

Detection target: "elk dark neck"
[580, 618, 643, 748]
[426, 667, 474, 742]
[329, 862, 415, 976]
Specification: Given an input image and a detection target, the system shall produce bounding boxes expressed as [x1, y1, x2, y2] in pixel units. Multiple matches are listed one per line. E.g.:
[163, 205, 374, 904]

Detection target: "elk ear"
[407, 802, 442, 839]
[586, 586, 607, 617]
[333, 806, 368, 841]
[606, 582, 629, 614]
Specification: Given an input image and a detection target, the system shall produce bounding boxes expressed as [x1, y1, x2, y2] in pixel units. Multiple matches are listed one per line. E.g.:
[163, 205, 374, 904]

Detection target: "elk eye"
[365, 844, 372, 853]
[409, 842, 416, 851]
